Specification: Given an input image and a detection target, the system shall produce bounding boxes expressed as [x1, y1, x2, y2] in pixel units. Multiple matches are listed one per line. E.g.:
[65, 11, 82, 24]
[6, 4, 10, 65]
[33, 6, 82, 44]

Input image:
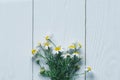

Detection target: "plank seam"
[32, 0, 34, 80]
[85, 0, 87, 79]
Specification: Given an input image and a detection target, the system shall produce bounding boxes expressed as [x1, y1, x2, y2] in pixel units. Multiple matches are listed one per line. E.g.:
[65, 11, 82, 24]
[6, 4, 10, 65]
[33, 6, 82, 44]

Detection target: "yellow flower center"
[45, 35, 50, 40]
[73, 52, 79, 55]
[55, 46, 61, 51]
[87, 66, 92, 71]
[32, 49, 37, 55]
[44, 42, 50, 46]
[68, 44, 76, 49]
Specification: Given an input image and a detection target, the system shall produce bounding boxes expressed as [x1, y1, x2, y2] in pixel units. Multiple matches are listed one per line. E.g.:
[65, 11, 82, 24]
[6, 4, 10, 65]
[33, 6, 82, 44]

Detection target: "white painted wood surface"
[33, 0, 85, 80]
[86, 0, 120, 80]
[1, 0, 120, 80]
[0, 0, 32, 80]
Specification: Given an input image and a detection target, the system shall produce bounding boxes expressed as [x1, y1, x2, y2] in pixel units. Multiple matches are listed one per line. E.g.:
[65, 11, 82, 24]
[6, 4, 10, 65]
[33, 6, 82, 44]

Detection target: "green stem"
[48, 39, 56, 47]
[74, 72, 85, 76]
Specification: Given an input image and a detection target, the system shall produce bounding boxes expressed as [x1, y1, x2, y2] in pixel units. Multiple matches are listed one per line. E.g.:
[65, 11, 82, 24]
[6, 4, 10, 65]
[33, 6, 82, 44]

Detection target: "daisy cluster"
[32, 35, 91, 80]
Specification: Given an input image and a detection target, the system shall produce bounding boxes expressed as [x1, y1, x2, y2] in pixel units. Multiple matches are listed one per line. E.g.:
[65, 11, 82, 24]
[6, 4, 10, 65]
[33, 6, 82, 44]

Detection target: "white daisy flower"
[85, 66, 92, 72]
[45, 35, 51, 40]
[54, 46, 63, 54]
[71, 52, 80, 57]
[45, 34, 53, 40]
[62, 53, 71, 58]
[37, 42, 41, 47]
[43, 42, 51, 49]
[68, 44, 76, 49]
[32, 49, 37, 55]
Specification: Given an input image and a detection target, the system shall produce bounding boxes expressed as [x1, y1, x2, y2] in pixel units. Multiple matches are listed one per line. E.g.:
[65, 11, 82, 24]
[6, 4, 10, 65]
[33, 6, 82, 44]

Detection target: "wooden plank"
[86, 0, 120, 80]
[0, 1, 32, 80]
[33, 0, 85, 80]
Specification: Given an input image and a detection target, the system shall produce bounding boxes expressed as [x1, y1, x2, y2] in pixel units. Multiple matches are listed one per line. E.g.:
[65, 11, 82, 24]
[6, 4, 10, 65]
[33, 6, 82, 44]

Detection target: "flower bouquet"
[32, 35, 91, 80]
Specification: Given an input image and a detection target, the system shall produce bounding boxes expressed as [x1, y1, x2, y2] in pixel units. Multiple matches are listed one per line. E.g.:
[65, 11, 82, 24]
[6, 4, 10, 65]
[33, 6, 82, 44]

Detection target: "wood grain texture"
[86, 0, 120, 80]
[33, 0, 85, 80]
[0, 1, 32, 80]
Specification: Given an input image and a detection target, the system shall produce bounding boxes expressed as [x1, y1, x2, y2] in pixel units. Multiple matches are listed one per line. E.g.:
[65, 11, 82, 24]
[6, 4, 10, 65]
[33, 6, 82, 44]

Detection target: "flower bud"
[40, 67, 45, 74]
[32, 49, 37, 55]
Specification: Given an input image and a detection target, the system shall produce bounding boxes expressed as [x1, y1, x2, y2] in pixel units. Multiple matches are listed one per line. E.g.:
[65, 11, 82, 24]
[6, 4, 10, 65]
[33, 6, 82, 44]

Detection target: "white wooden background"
[0, 0, 32, 80]
[86, 0, 120, 80]
[0, 0, 120, 80]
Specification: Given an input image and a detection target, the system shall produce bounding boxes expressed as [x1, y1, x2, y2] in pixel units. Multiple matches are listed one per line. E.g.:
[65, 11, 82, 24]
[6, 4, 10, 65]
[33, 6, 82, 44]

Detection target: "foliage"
[32, 35, 91, 80]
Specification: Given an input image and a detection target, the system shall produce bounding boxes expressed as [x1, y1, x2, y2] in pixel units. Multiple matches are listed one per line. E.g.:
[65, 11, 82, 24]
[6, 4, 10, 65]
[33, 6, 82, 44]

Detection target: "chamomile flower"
[86, 66, 92, 72]
[54, 46, 63, 54]
[44, 42, 51, 49]
[72, 52, 80, 57]
[45, 35, 51, 40]
[32, 49, 37, 55]
[68, 44, 76, 49]
[37, 42, 41, 46]
[62, 53, 71, 58]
